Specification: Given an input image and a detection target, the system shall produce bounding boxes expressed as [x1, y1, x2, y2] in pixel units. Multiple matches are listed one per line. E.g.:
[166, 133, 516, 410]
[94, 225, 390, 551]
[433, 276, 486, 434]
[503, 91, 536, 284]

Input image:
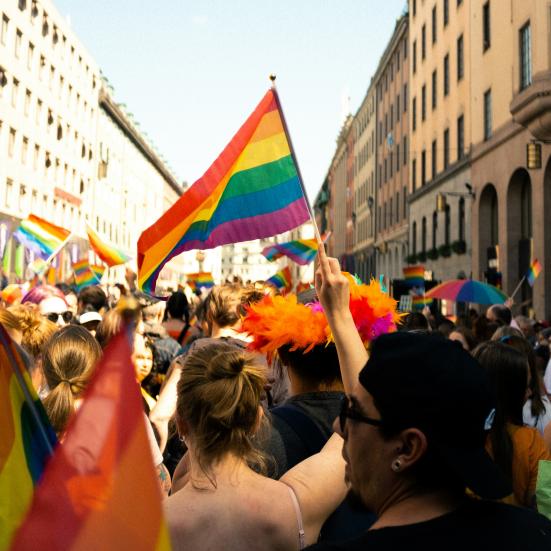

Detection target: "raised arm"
[315, 246, 368, 394]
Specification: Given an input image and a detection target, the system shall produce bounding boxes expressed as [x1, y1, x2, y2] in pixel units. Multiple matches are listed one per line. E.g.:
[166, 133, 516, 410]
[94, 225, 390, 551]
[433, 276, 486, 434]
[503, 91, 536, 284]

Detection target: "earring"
[391, 459, 402, 472]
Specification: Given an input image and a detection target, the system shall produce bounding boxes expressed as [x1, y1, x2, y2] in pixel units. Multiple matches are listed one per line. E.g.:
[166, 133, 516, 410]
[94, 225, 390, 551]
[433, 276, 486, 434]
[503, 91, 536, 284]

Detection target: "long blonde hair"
[42, 325, 102, 434]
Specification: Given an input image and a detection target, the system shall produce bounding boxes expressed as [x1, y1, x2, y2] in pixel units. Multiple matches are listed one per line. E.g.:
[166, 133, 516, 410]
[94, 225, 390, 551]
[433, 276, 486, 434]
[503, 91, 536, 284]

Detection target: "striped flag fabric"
[0, 284, 23, 305]
[13, 214, 70, 259]
[186, 272, 215, 290]
[90, 264, 106, 282]
[526, 258, 542, 287]
[403, 265, 425, 288]
[412, 294, 433, 310]
[0, 324, 57, 550]
[86, 225, 131, 267]
[266, 266, 292, 292]
[137, 88, 310, 294]
[10, 329, 171, 551]
[262, 239, 318, 265]
[72, 259, 99, 290]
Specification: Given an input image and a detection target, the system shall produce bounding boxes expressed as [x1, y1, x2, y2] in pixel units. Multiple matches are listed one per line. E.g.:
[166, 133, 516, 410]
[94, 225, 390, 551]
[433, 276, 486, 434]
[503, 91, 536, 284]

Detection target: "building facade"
[374, 15, 409, 286]
[0, 0, 183, 286]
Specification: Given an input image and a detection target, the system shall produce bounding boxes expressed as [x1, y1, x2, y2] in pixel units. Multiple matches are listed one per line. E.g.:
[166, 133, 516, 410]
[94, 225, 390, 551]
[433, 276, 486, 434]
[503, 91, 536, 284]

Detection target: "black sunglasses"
[45, 311, 73, 323]
[339, 396, 383, 433]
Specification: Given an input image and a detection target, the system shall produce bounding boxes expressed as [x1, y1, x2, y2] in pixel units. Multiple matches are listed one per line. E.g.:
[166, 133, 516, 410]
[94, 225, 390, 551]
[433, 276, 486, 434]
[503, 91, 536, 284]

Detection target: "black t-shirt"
[306, 499, 551, 551]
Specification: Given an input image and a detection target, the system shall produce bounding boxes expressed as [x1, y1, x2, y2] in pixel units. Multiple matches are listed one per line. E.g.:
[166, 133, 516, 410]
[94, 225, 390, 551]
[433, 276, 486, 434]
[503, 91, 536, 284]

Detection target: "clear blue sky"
[54, 1, 407, 202]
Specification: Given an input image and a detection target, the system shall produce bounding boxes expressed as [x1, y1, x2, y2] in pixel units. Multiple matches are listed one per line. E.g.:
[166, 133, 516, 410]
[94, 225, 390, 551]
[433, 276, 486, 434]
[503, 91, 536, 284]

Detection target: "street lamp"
[527, 141, 542, 170]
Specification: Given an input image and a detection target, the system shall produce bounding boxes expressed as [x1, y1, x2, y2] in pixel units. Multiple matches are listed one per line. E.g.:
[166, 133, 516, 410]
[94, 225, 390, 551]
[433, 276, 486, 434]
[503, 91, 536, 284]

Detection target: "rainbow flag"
[1, 284, 23, 305]
[403, 265, 425, 288]
[296, 281, 313, 294]
[86, 225, 131, 267]
[72, 259, 99, 290]
[266, 266, 292, 292]
[13, 214, 70, 259]
[412, 294, 433, 311]
[137, 88, 310, 294]
[90, 264, 106, 282]
[526, 258, 543, 287]
[186, 272, 215, 290]
[10, 329, 171, 550]
[28, 258, 48, 275]
[262, 239, 318, 265]
[0, 324, 57, 550]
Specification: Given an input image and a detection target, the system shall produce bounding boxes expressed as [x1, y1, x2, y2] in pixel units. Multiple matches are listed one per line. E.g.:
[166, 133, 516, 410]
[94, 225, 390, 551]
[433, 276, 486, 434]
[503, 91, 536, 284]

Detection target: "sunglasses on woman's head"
[45, 311, 73, 323]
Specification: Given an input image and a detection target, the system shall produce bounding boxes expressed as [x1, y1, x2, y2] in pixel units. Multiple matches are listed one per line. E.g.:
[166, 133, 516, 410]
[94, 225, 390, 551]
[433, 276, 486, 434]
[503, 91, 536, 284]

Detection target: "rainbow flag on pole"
[10, 329, 171, 551]
[137, 87, 310, 294]
[90, 264, 106, 282]
[262, 239, 319, 265]
[0, 324, 57, 550]
[186, 272, 215, 290]
[526, 258, 543, 287]
[266, 266, 292, 292]
[13, 214, 70, 259]
[86, 225, 131, 267]
[72, 259, 99, 290]
[403, 265, 425, 288]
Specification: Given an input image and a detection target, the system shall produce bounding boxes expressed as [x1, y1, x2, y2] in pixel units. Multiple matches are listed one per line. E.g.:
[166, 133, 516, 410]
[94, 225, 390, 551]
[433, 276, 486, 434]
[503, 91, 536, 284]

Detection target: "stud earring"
[391, 459, 402, 472]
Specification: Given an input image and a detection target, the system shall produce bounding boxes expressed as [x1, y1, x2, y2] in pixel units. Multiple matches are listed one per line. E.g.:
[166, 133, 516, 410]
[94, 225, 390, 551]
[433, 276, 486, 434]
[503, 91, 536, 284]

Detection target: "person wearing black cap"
[307, 250, 551, 550]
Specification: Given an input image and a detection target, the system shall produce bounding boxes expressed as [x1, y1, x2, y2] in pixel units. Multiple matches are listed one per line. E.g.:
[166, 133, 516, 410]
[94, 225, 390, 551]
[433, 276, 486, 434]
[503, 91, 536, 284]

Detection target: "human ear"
[391, 428, 428, 472]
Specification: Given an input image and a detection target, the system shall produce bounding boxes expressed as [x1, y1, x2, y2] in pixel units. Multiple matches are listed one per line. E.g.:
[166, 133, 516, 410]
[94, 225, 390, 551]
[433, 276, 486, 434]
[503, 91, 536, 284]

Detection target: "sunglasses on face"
[339, 396, 384, 433]
[45, 311, 73, 323]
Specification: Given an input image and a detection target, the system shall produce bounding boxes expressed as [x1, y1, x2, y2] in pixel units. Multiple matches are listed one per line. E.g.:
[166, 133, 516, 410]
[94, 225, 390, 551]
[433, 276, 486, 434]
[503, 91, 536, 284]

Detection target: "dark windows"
[403, 135, 408, 165]
[422, 217, 427, 253]
[413, 0, 417, 17]
[403, 83, 408, 112]
[432, 211, 438, 249]
[432, 70, 437, 109]
[421, 149, 426, 186]
[432, 6, 437, 44]
[457, 34, 464, 81]
[412, 96, 417, 131]
[412, 221, 417, 255]
[413, 40, 417, 73]
[397, 94, 400, 121]
[520, 22, 532, 90]
[459, 197, 465, 241]
[444, 53, 450, 96]
[445, 204, 451, 245]
[422, 24, 426, 59]
[444, 128, 450, 169]
[444, 0, 449, 26]
[421, 85, 426, 121]
[431, 139, 437, 180]
[412, 158, 417, 190]
[483, 2, 491, 51]
[396, 144, 400, 172]
[403, 186, 407, 218]
[484, 89, 492, 141]
[457, 115, 464, 160]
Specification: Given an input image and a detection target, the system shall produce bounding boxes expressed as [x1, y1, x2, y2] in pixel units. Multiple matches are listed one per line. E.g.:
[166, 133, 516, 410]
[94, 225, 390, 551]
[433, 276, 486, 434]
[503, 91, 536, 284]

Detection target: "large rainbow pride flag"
[137, 88, 310, 294]
[10, 329, 170, 550]
[0, 324, 57, 550]
[86, 225, 131, 267]
[14, 214, 70, 259]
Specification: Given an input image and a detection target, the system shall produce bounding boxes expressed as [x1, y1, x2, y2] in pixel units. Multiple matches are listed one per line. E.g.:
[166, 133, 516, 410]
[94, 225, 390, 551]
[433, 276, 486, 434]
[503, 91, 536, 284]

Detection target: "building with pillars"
[373, 14, 409, 285]
[0, 0, 184, 286]
[407, 0, 473, 290]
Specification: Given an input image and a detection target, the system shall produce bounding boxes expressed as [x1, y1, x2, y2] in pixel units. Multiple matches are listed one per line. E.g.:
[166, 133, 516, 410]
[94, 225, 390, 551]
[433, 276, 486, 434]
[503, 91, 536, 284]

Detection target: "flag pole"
[269, 75, 324, 248]
[44, 232, 72, 267]
[509, 275, 526, 303]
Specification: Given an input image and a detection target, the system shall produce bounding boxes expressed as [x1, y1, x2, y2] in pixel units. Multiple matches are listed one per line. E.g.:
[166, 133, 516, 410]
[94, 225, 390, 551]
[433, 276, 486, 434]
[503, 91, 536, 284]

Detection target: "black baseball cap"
[359, 331, 511, 500]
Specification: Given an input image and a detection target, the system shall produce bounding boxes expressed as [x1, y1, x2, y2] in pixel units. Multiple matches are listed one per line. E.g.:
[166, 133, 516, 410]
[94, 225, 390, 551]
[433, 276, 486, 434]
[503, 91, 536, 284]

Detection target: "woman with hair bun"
[166, 340, 346, 550]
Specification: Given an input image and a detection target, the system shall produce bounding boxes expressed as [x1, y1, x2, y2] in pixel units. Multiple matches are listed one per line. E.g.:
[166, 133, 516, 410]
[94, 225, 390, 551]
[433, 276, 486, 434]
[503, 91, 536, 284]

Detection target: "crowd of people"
[2, 252, 551, 549]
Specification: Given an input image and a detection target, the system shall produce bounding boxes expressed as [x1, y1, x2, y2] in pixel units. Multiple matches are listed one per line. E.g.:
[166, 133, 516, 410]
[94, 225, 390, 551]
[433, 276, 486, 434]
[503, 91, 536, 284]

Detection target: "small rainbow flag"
[10, 329, 171, 550]
[186, 272, 215, 290]
[262, 239, 318, 266]
[412, 294, 433, 311]
[86, 225, 131, 267]
[0, 324, 57, 549]
[526, 258, 542, 287]
[90, 264, 106, 282]
[403, 265, 425, 288]
[296, 281, 313, 294]
[72, 259, 99, 290]
[137, 87, 310, 294]
[266, 266, 292, 292]
[13, 214, 70, 259]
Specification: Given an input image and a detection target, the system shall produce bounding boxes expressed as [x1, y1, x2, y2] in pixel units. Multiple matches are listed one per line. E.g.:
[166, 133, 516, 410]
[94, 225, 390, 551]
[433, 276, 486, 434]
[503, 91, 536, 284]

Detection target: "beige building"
[470, 0, 551, 318]
[407, 0, 473, 288]
[0, 0, 184, 287]
[374, 15, 409, 285]
[352, 83, 377, 282]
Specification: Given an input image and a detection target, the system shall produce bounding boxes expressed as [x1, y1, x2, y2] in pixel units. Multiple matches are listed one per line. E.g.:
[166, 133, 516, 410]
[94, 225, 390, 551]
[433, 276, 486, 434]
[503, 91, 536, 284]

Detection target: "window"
[24, 89, 31, 116]
[11, 78, 19, 108]
[459, 198, 465, 241]
[483, 2, 491, 51]
[421, 85, 426, 121]
[421, 150, 426, 186]
[21, 137, 28, 164]
[18, 0, 27, 11]
[432, 140, 437, 180]
[432, 211, 438, 249]
[1, 15, 8, 46]
[403, 136, 408, 165]
[35, 98, 42, 125]
[412, 221, 417, 255]
[432, 6, 437, 44]
[27, 42, 34, 70]
[403, 84, 408, 112]
[397, 95, 401, 121]
[457, 115, 464, 160]
[422, 24, 426, 59]
[422, 217, 427, 253]
[33, 144, 39, 169]
[444, 128, 450, 169]
[403, 186, 407, 218]
[396, 144, 400, 172]
[413, 40, 417, 73]
[412, 96, 417, 131]
[413, 0, 417, 17]
[457, 34, 464, 80]
[444, 53, 450, 95]
[413, 158, 417, 190]
[5, 178, 13, 208]
[390, 105, 394, 128]
[8, 128, 16, 157]
[390, 152, 393, 178]
[444, 0, 449, 26]
[432, 70, 437, 109]
[39, 55, 45, 80]
[445, 204, 451, 245]
[15, 29, 22, 58]
[520, 22, 532, 90]
[484, 89, 492, 140]
[395, 192, 400, 222]
[404, 38, 408, 59]
[457, 0, 463, 5]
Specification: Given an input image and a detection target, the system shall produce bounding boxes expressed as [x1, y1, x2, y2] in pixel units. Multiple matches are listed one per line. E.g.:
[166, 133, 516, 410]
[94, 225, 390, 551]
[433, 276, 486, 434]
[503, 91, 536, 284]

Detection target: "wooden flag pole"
[509, 275, 526, 303]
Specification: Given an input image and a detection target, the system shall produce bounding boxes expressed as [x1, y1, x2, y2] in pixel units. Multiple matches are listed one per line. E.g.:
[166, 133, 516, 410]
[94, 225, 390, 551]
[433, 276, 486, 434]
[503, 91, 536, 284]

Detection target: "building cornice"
[99, 88, 182, 196]
[470, 119, 525, 165]
[373, 15, 408, 86]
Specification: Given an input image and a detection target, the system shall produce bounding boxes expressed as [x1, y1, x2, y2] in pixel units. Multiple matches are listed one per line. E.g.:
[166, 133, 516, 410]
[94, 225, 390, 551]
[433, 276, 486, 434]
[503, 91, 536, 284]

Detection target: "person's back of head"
[42, 324, 102, 434]
[78, 285, 107, 314]
[95, 308, 123, 349]
[490, 325, 524, 342]
[403, 312, 430, 331]
[22, 284, 66, 306]
[487, 304, 512, 326]
[176, 340, 266, 486]
[166, 291, 189, 322]
[437, 319, 455, 337]
[8, 303, 58, 358]
[204, 284, 244, 331]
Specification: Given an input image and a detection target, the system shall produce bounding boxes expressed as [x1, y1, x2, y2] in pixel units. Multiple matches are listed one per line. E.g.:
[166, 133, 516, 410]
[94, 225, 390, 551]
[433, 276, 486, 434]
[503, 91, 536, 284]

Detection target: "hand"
[505, 297, 514, 309]
[314, 243, 350, 320]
